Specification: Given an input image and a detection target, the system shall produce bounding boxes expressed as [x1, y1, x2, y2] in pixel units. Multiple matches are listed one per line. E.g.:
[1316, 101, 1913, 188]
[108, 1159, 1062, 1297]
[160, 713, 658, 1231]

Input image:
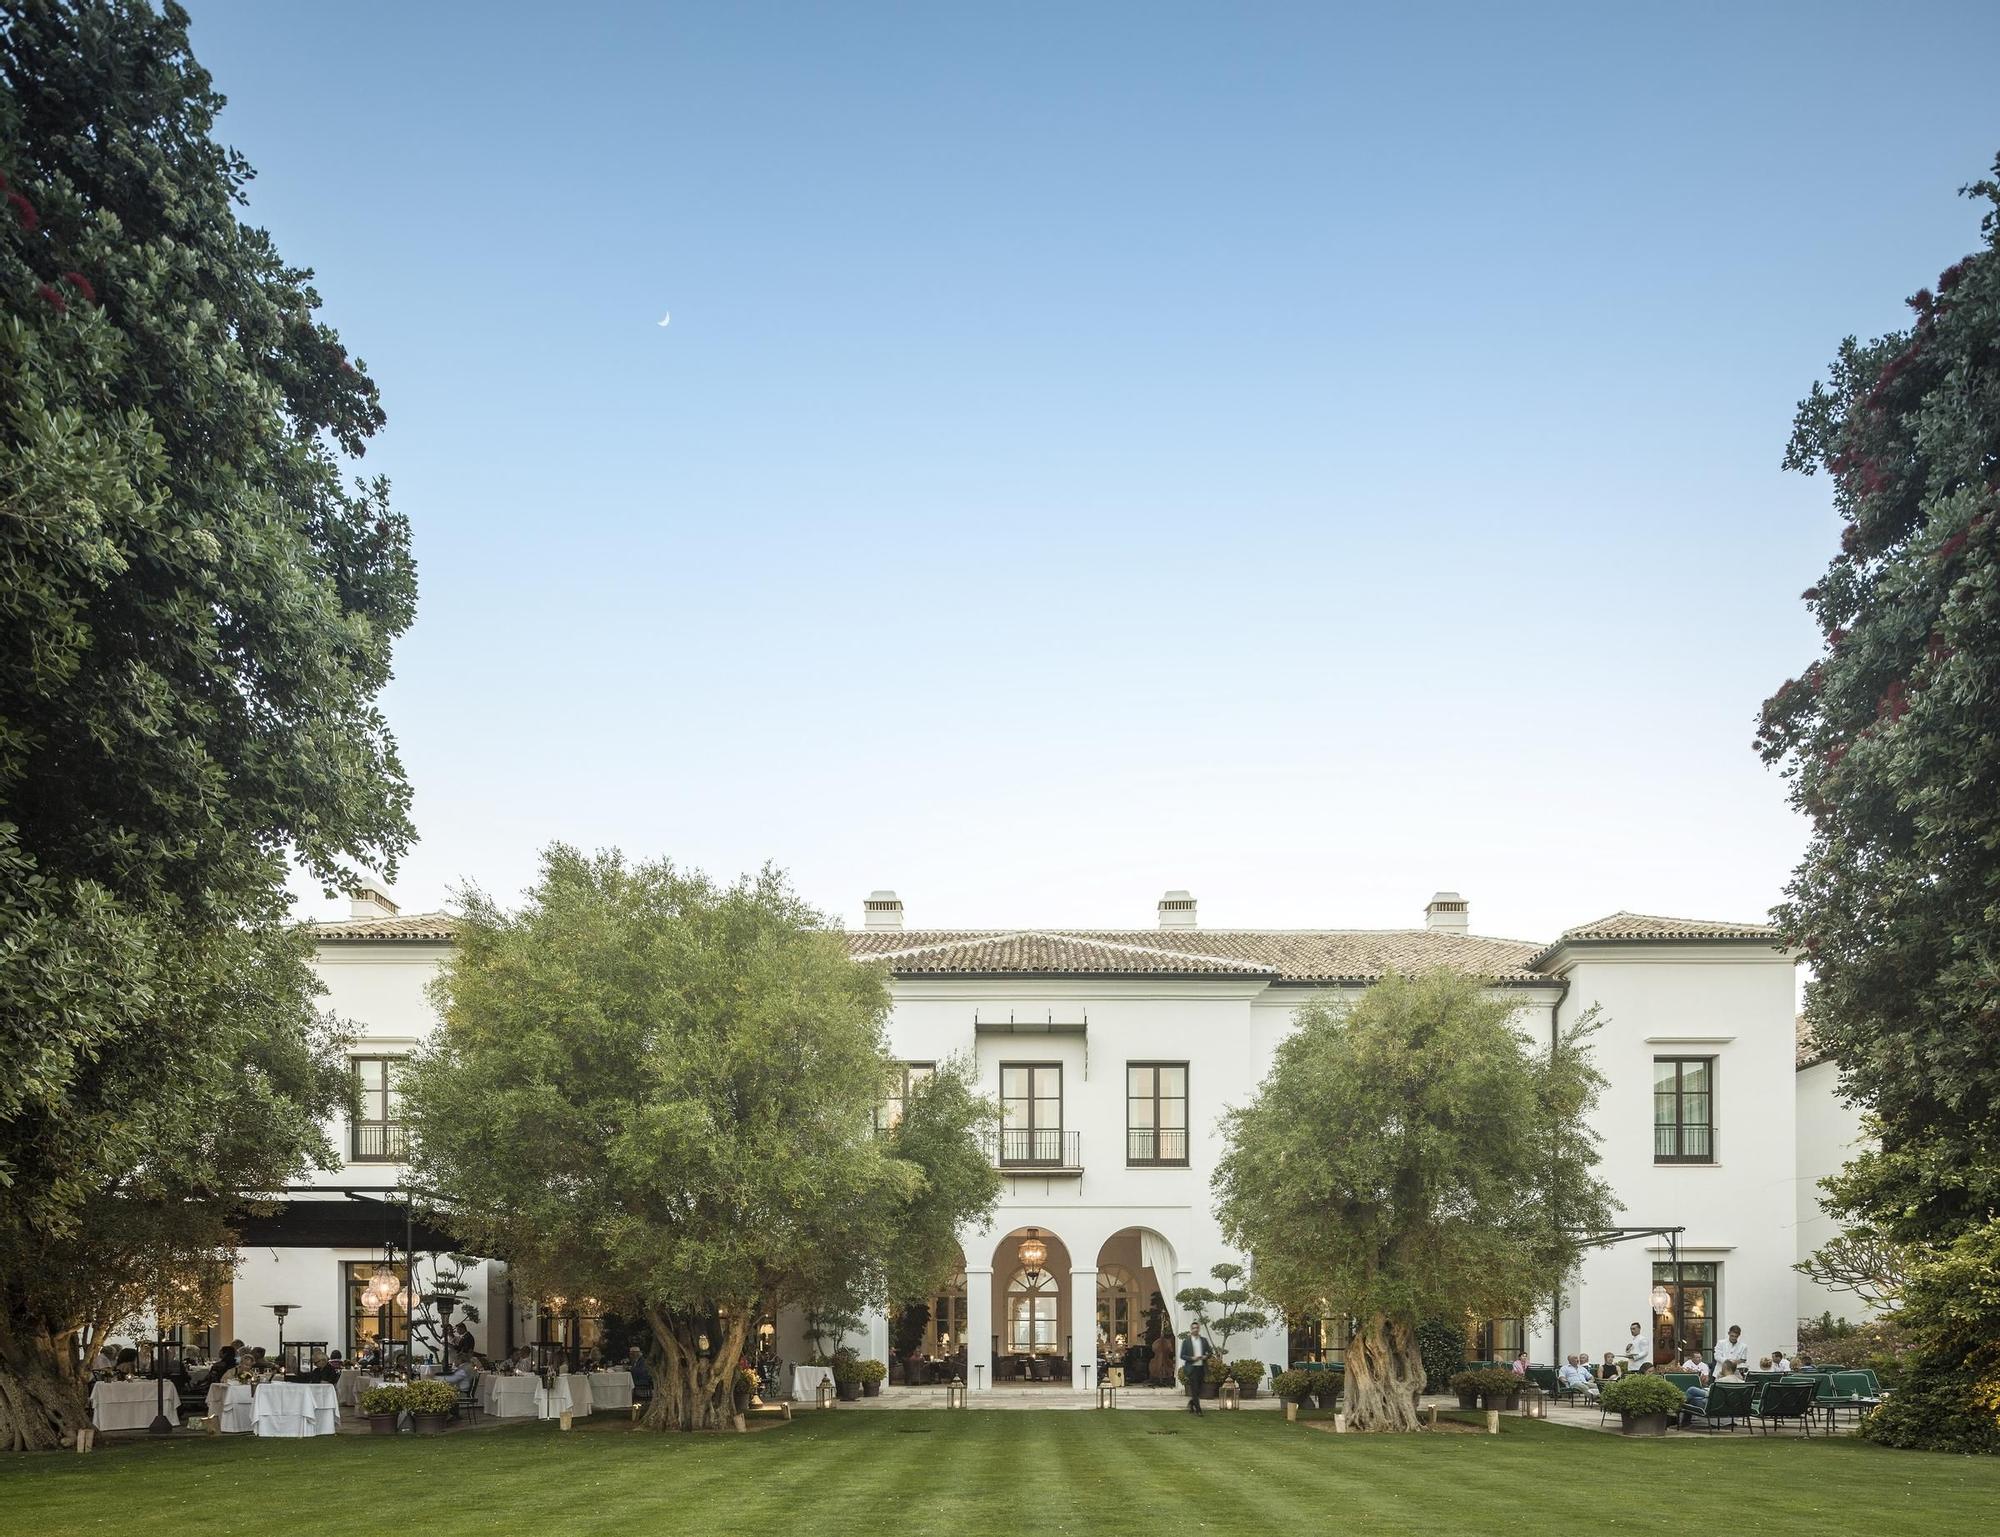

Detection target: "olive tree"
[399, 848, 999, 1430]
[1213, 969, 1612, 1432]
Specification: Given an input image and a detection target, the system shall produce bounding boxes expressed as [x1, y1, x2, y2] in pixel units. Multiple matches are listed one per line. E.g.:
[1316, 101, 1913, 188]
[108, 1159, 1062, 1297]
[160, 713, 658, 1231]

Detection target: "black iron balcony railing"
[351, 1120, 409, 1162]
[1654, 1123, 1714, 1163]
[991, 1128, 1081, 1169]
[1126, 1128, 1188, 1166]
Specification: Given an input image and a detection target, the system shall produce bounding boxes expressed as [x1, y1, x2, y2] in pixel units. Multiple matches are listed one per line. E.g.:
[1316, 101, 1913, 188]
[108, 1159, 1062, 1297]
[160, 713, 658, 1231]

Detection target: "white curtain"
[1140, 1232, 1180, 1336]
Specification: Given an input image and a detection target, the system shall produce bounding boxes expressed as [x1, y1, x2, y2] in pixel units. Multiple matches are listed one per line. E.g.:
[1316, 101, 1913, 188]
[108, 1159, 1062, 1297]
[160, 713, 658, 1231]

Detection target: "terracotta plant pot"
[412, 1412, 449, 1435]
[368, 1413, 398, 1435]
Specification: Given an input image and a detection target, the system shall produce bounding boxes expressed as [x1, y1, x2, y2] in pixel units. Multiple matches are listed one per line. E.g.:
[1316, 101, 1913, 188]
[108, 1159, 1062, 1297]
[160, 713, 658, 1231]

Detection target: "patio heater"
[268, 1304, 297, 1367]
[148, 1318, 173, 1435]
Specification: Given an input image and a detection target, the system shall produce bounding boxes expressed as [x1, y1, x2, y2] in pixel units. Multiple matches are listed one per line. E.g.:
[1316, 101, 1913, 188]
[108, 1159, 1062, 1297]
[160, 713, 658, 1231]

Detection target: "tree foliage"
[1757, 154, 2000, 1454]
[1213, 969, 1612, 1431]
[1173, 1262, 1268, 1360]
[1756, 157, 2000, 1246]
[399, 847, 999, 1431]
[0, 1, 414, 1450]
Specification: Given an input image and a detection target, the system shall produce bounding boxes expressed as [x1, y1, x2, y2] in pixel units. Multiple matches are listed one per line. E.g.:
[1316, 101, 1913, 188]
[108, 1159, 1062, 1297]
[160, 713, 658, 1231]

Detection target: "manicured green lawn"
[4, 1412, 1996, 1536]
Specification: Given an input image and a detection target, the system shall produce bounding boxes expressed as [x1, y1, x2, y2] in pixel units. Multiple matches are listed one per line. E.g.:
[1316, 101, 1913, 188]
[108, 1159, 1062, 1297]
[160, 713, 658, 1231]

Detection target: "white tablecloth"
[540, 1373, 591, 1419]
[335, 1370, 383, 1409]
[588, 1370, 634, 1410]
[480, 1374, 545, 1419]
[791, 1365, 834, 1402]
[205, 1381, 257, 1434]
[253, 1381, 339, 1437]
[90, 1379, 178, 1432]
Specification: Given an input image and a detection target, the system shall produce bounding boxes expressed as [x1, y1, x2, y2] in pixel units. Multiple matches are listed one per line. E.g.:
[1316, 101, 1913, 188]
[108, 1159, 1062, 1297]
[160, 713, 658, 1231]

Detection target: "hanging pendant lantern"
[1017, 1228, 1048, 1278]
[1648, 1283, 1673, 1316]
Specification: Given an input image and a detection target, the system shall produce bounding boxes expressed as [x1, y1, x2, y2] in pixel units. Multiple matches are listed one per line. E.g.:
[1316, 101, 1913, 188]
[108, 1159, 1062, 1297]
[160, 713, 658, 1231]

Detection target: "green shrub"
[1448, 1368, 1517, 1402]
[358, 1384, 407, 1416]
[1599, 1374, 1685, 1417]
[858, 1359, 887, 1385]
[1271, 1369, 1310, 1402]
[831, 1355, 863, 1385]
[1415, 1318, 1466, 1393]
[1228, 1359, 1266, 1385]
[403, 1379, 460, 1415]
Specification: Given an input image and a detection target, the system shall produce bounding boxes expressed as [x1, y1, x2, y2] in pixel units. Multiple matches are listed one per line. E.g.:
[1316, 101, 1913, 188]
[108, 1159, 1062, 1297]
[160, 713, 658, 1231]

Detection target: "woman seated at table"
[1596, 1351, 1621, 1382]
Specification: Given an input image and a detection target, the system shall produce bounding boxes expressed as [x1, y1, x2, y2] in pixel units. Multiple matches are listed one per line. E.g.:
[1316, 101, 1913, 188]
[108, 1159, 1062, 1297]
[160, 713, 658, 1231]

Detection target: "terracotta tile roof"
[307, 912, 460, 942]
[1796, 1013, 1831, 1070]
[845, 928, 1551, 984]
[1524, 911, 1781, 969]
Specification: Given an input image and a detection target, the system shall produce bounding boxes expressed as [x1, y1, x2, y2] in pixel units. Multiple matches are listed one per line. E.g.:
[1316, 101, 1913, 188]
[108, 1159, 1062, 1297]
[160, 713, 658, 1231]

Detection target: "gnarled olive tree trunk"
[1341, 1314, 1426, 1432]
[640, 1308, 752, 1431]
[0, 1307, 86, 1453]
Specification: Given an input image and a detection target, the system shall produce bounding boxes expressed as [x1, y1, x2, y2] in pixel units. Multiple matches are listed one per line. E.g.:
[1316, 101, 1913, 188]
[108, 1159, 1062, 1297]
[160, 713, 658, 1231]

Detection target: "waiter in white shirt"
[1713, 1325, 1749, 1374]
[1622, 1321, 1649, 1372]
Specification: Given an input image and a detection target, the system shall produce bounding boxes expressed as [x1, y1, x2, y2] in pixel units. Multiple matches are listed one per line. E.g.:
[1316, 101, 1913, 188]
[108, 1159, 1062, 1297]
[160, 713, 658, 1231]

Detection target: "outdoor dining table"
[252, 1381, 340, 1438]
[204, 1381, 257, 1434]
[479, 1373, 544, 1419]
[791, 1364, 835, 1402]
[89, 1379, 178, 1432]
[335, 1370, 381, 1409]
[588, 1370, 634, 1410]
[543, 1373, 592, 1420]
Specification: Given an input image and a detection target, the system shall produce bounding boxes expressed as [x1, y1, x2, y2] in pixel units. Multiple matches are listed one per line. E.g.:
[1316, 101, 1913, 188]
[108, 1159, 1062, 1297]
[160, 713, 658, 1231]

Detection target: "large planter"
[1235, 1379, 1259, 1400]
[411, 1412, 449, 1435]
[861, 1379, 882, 1398]
[836, 1379, 861, 1402]
[1456, 1389, 1479, 1410]
[1488, 1391, 1521, 1412]
[368, 1413, 398, 1435]
[1619, 1411, 1672, 1437]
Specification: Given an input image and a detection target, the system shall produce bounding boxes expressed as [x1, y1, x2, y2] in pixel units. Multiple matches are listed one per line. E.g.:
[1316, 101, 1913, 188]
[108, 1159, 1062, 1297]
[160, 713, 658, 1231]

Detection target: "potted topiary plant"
[858, 1359, 887, 1398]
[404, 1378, 458, 1434]
[1600, 1373, 1685, 1436]
[1271, 1369, 1310, 1406]
[831, 1353, 863, 1402]
[1312, 1370, 1341, 1410]
[359, 1383, 406, 1434]
[1452, 1367, 1520, 1410]
[1229, 1359, 1266, 1399]
[1447, 1369, 1483, 1410]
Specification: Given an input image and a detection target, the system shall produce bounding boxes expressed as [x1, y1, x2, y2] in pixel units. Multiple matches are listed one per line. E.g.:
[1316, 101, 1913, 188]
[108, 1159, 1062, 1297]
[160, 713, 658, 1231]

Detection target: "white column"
[964, 1267, 994, 1391]
[1071, 1267, 1098, 1392]
[864, 1306, 890, 1369]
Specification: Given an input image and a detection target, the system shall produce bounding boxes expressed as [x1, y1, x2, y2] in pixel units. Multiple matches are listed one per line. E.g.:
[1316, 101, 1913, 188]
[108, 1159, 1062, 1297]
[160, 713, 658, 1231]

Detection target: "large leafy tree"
[399, 848, 999, 1431]
[1757, 155, 2000, 1450]
[0, 1, 414, 1449]
[1213, 969, 1611, 1432]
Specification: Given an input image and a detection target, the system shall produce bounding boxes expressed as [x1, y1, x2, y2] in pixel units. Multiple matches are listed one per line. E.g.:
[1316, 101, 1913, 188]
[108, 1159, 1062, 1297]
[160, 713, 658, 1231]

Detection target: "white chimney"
[1157, 890, 1198, 930]
[863, 890, 904, 931]
[1424, 891, 1468, 933]
[349, 879, 400, 920]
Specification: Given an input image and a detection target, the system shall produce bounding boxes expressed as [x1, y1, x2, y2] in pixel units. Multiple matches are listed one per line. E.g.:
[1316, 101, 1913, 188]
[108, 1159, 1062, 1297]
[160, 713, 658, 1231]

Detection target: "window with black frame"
[875, 1061, 936, 1133]
[350, 1055, 408, 1161]
[1653, 1057, 1715, 1162]
[1126, 1062, 1188, 1165]
[344, 1261, 408, 1356]
[1652, 1262, 1718, 1361]
[999, 1063, 1062, 1164]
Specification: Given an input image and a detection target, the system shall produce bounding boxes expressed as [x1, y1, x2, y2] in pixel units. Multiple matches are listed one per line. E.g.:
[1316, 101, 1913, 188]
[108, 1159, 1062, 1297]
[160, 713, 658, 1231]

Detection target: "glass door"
[1000, 1063, 1062, 1165]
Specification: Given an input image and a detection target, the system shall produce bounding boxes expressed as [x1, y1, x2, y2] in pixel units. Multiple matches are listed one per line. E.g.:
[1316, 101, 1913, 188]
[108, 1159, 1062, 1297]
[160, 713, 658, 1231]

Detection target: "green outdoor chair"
[1755, 1378, 1820, 1436]
[1527, 1366, 1558, 1393]
[1685, 1379, 1753, 1432]
[1827, 1371, 1880, 1426]
[1661, 1371, 1701, 1393]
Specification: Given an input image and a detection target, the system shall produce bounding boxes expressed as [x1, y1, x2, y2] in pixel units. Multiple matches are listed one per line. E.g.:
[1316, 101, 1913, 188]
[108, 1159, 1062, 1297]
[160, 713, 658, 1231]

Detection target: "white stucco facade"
[211, 888, 1868, 1389]
[1794, 1055, 1878, 1326]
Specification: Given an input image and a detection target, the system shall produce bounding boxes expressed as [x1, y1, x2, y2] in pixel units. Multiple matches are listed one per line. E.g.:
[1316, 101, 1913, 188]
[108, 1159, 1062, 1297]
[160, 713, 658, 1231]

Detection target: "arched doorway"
[1097, 1227, 1180, 1388]
[987, 1227, 1075, 1385]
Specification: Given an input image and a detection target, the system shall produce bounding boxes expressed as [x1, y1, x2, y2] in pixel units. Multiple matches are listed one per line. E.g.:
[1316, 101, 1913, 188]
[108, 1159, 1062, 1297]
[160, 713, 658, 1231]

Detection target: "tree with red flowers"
[1, 2, 414, 1450]
[1758, 154, 2000, 1454]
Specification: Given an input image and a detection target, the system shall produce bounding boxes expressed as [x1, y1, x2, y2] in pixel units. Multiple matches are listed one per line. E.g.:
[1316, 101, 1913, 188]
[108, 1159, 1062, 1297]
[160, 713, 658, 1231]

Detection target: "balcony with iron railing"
[1653, 1123, 1714, 1164]
[1126, 1127, 1188, 1167]
[987, 1128, 1082, 1173]
[351, 1120, 409, 1162]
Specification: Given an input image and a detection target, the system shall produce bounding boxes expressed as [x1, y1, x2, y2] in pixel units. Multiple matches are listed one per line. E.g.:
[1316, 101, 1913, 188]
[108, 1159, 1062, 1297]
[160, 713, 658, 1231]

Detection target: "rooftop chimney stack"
[1157, 890, 1198, 930]
[1425, 891, 1468, 934]
[348, 880, 400, 921]
[863, 890, 905, 932]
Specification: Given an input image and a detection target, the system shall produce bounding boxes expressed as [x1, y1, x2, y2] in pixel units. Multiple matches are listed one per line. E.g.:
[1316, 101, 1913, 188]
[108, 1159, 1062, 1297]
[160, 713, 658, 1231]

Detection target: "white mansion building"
[218, 885, 1867, 1391]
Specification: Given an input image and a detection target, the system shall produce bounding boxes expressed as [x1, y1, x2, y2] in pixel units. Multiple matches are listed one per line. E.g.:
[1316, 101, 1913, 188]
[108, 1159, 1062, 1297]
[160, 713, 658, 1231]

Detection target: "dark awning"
[232, 1187, 466, 1252]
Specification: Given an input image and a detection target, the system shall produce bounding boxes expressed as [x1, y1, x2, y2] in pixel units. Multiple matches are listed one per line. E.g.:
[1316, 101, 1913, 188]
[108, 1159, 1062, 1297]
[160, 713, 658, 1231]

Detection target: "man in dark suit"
[1178, 1324, 1211, 1414]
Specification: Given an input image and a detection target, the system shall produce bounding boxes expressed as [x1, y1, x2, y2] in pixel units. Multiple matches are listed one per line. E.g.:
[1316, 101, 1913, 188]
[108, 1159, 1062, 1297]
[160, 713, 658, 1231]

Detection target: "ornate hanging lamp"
[1017, 1229, 1048, 1279]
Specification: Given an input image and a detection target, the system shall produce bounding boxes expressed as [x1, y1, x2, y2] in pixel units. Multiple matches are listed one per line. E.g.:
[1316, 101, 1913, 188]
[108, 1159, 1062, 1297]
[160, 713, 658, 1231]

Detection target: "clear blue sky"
[188, 0, 2000, 940]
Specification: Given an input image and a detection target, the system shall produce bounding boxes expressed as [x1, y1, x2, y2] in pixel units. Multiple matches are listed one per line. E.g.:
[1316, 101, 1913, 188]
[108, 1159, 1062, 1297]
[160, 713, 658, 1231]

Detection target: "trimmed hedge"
[1599, 1374, 1685, 1417]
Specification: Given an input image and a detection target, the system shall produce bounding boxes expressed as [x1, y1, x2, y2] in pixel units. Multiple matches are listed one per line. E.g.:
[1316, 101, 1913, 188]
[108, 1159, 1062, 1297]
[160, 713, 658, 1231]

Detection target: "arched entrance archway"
[1098, 1227, 1182, 1388]
[986, 1227, 1076, 1386]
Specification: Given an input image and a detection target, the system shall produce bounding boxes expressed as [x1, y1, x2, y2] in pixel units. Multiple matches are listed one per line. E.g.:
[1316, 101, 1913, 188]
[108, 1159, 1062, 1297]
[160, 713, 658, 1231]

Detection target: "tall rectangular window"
[999, 1063, 1062, 1164]
[875, 1061, 935, 1133]
[350, 1056, 407, 1161]
[343, 1261, 408, 1356]
[1653, 1057, 1714, 1163]
[1126, 1063, 1189, 1165]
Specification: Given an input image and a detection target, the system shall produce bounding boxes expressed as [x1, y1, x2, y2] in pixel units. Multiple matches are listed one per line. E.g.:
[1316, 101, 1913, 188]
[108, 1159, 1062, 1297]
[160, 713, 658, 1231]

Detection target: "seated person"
[1679, 1360, 1742, 1425]
[247, 1347, 272, 1377]
[114, 1347, 140, 1377]
[356, 1341, 383, 1371]
[1679, 1348, 1710, 1382]
[1510, 1351, 1530, 1378]
[90, 1342, 120, 1376]
[1597, 1351, 1621, 1381]
[307, 1350, 343, 1385]
[626, 1346, 652, 1390]
[1769, 1349, 1792, 1373]
[1558, 1354, 1598, 1400]
[1757, 1355, 1773, 1371]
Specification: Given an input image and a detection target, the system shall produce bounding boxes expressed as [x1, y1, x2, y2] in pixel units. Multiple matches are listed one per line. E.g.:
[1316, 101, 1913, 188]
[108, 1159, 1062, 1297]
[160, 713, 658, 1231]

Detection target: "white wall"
[1794, 1058, 1878, 1326]
[305, 942, 452, 1187]
[1542, 943, 1801, 1367]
